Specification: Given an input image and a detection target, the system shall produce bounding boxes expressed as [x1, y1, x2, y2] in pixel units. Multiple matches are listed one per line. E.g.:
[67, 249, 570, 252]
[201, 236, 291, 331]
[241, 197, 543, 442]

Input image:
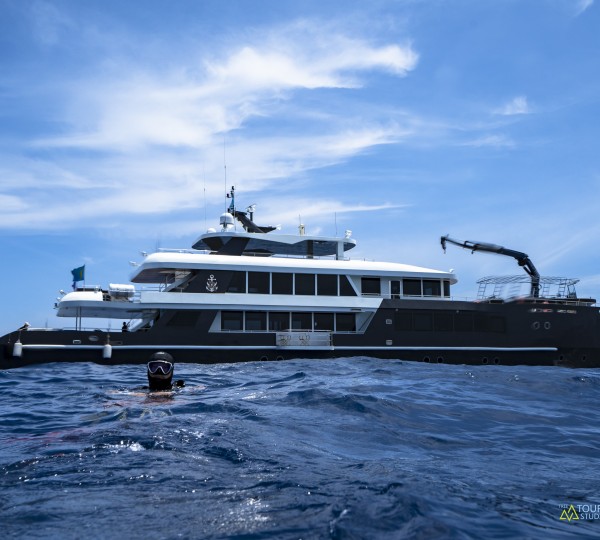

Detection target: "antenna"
[223, 138, 227, 212]
[202, 163, 207, 230]
[226, 185, 235, 214]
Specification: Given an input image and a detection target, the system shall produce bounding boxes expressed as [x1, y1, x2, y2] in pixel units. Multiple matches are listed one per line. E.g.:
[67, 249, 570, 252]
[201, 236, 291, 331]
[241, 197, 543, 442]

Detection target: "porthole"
[276, 356, 284, 361]
[493, 357, 499, 365]
[532, 321, 540, 330]
[482, 357, 489, 364]
[423, 356, 431, 363]
[436, 357, 444, 363]
[544, 321, 551, 330]
[260, 356, 269, 362]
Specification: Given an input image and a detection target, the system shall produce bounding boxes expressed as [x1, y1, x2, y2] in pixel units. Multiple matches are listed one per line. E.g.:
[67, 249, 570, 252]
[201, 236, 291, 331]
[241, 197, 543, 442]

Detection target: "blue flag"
[71, 265, 85, 284]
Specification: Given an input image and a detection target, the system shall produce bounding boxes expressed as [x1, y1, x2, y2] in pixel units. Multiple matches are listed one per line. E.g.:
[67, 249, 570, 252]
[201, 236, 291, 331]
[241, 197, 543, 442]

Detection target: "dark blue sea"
[1, 358, 599, 539]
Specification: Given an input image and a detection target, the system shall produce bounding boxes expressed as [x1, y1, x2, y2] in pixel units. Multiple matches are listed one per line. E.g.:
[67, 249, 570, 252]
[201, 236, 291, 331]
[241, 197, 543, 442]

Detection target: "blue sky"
[1, 0, 599, 333]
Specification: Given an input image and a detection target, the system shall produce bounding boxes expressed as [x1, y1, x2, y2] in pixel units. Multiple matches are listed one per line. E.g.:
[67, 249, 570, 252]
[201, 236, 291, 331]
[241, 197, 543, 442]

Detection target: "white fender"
[13, 341, 22, 358]
[103, 343, 112, 359]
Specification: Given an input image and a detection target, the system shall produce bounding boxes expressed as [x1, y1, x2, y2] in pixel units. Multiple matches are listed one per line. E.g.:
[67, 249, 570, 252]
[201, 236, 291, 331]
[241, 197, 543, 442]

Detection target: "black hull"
[2, 298, 600, 369]
[3, 345, 600, 369]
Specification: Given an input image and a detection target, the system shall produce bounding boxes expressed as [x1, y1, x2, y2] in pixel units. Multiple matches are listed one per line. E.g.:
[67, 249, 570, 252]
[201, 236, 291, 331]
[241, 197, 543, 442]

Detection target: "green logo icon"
[560, 505, 580, 522]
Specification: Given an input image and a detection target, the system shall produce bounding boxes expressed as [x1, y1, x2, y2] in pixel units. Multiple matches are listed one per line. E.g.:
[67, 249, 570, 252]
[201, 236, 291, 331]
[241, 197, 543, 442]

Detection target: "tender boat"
[2, 187, 599, 369]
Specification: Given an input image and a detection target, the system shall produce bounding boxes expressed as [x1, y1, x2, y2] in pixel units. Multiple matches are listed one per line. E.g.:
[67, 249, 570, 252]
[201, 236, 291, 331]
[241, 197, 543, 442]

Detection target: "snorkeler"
[107, 353, 204, 406]
[147, 351, 185, 391]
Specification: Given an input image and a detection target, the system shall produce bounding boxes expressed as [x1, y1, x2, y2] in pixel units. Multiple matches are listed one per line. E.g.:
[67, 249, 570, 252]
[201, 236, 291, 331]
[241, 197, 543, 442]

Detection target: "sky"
[0, 0, 599, 333]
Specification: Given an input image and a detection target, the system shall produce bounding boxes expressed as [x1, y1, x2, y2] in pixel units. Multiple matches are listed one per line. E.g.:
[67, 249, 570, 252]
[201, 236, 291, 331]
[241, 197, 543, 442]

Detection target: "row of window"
[192, 270, 357, 296]
[394, 310, 506, 333]
[221, 311, 357, 332]
[395, 279, 451, 298]
[192, 269, 451, 298]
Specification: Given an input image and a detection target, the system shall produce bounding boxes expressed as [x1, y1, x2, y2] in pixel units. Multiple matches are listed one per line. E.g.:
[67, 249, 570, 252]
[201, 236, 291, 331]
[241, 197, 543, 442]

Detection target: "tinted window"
[227, 272, 246, 293]
[434, 312, 453, 331]
[394, 312, 412, 331]
[336, 313, 356, 332]
[269, 312, 289, 331]
[166, 311, 198, 327]
[403, 279, 421, 296]
[292, 312, 312, 330]
[414, 312, 433, 331]
[423, 280, 441, 296]
[443, 281, 451, 297]
[245, 311, 266, 331]
[361, 277, 380, 295]
[391, 280, 401, 299]
[248, 272, 269, 294]
[317, 274, 338, 296]
[340, 275, 357, 296]
[295, 274, 315, 295]
[314, 312, 335, 331]
[454, 312, 474, 332]
[221, 311, 243, 331]
[272, 273, 293, 295]
[474, 314, 487, 332]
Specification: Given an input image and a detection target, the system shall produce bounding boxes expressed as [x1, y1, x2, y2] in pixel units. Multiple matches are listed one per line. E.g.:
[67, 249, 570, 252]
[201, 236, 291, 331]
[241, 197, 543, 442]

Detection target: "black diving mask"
[147, 360, 174, 390]
[148, 360, 174, 376]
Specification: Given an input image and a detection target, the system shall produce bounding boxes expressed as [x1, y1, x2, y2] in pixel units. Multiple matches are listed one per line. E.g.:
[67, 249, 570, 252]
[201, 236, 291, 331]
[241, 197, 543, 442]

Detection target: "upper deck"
[192, 230, 357, 258]
[130, 250, 457, 284]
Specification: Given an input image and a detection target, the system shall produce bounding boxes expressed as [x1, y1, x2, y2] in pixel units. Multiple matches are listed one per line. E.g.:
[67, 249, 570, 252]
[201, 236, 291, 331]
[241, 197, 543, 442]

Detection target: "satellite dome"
[219, 212, 235, 230]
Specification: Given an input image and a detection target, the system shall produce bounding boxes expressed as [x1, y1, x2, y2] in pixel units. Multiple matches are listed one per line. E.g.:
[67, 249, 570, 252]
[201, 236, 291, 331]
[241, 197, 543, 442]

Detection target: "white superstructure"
[55, 203, 456, 325]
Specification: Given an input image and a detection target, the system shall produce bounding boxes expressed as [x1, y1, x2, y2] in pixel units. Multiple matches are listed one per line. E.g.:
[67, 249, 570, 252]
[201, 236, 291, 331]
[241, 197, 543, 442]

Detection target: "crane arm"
[441, 235, 541, 298]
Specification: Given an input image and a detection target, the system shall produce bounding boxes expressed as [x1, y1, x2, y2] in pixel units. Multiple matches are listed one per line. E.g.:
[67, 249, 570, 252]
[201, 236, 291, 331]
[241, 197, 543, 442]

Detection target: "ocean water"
[1, 357, 599, 539]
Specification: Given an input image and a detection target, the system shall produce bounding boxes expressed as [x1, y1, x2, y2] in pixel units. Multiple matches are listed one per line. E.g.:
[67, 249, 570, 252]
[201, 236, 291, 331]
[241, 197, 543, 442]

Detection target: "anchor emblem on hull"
[206, 274, 218, 292]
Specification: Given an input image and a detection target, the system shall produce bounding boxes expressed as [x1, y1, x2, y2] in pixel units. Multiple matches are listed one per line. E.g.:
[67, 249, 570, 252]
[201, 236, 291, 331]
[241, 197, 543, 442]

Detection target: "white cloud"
[35, 24, 417, 152]
[458, 134, 515, 148]
[0, 19, 421, 232]
[0, 121, 407, 231]
[575, 0, 594, 16]
[241, 198, 406, 233]
[0, 194, 29, 212]
[495, 96, 531, 116]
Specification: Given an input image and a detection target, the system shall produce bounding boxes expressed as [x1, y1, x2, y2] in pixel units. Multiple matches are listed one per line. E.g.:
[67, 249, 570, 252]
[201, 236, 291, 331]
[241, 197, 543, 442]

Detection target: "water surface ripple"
[1, 358, 599, 539]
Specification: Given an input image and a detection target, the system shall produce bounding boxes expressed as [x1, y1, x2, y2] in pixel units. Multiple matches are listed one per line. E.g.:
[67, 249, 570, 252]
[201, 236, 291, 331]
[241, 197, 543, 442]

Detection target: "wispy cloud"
[256, 198, 407, 232]
[37, 24, 418, 152]
[0, 13, 421, 232]
[458, 134, 515, 148]
[575, 0, 594, 16]
[495, 96, 531, 116]
[0, 123, 407, 231]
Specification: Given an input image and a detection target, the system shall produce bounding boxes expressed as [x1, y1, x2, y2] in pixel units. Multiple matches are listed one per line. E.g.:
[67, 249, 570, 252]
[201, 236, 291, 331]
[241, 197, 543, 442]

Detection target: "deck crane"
[441, 235, 541, 298]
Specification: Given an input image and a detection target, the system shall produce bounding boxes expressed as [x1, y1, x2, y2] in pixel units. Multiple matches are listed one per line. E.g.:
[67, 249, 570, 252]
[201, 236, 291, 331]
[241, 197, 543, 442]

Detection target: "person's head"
[147, 351, 174, 390]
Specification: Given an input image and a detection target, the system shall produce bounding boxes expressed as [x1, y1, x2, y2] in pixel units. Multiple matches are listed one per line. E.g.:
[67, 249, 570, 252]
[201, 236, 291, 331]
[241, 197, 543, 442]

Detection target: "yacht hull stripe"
[21, 344, 558, 352]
